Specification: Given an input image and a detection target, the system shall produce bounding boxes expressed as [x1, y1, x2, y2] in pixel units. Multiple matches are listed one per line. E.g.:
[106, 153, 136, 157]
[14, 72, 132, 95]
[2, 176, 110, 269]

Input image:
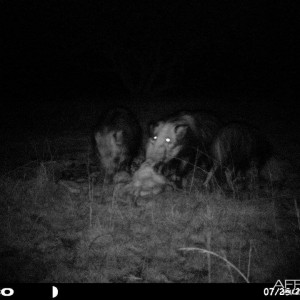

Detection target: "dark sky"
[2, 1, 298, 102]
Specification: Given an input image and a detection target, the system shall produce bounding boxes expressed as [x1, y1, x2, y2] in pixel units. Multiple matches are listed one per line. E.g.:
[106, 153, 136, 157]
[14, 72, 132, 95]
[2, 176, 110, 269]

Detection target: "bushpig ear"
[114, 130, 124, 145]
[148, 121, 160, 136]
[175, 125, 188, 140]
[148, 122, 155, 136]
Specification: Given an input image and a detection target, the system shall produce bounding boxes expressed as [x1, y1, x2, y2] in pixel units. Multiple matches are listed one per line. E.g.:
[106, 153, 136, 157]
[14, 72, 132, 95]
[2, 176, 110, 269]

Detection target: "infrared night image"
[0, 1, 299, 286]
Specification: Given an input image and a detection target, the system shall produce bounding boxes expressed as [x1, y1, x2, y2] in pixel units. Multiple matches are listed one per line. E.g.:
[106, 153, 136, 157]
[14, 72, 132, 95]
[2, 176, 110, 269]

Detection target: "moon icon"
[52, 286, 58, 298]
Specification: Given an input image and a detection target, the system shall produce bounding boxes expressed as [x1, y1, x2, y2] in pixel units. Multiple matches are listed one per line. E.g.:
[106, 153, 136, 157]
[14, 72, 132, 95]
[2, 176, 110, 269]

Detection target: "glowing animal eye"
[153, 136, 157, 140]
[165, 138, 171, 143]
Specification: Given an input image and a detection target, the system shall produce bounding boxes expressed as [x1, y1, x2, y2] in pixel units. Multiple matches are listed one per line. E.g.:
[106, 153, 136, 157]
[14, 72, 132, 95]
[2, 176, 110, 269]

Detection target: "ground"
[0, 95, 299, 283]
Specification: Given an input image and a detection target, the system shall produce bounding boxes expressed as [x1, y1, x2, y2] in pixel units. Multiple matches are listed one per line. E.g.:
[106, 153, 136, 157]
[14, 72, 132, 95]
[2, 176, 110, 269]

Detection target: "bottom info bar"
[0, 284, 269, 299]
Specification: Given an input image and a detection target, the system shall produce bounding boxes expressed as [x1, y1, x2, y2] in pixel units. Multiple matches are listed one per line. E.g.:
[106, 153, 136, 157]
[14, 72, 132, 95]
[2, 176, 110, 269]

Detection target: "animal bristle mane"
[146, 110, 222, 188]
[93, 107, 142, 182]
[204, 121, 272, 189]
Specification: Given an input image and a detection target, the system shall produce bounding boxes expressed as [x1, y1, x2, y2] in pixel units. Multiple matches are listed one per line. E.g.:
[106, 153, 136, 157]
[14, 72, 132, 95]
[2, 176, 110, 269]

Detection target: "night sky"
[1, 1, 298, 127]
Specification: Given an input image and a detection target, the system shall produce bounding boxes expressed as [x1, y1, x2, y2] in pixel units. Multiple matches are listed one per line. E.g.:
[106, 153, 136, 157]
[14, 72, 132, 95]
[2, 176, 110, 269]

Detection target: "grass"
[0, 138, 299, 283]
[0, 95, 299, 283]
[179, 248, 249, 283]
